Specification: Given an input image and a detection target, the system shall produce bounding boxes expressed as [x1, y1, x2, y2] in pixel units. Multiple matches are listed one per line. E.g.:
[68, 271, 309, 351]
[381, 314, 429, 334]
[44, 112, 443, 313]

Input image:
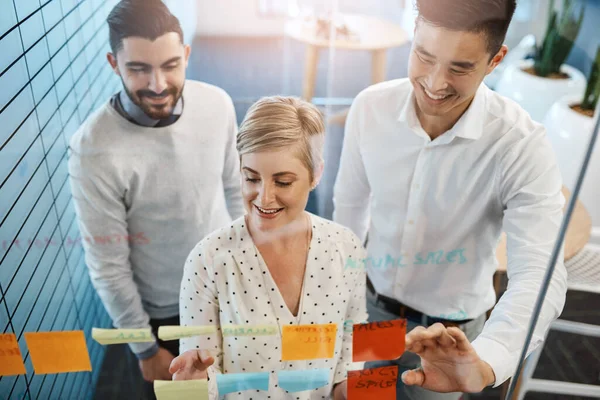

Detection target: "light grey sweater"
[68, 81, 244, 356]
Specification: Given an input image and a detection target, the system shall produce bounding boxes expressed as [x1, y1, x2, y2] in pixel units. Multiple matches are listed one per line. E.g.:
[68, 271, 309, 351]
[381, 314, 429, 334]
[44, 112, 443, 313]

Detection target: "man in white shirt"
[68, 0, 244, 397]
[333, 0, 567, 398]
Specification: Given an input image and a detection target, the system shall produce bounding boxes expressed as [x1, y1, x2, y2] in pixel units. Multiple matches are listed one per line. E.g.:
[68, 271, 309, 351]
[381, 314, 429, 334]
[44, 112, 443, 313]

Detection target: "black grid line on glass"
[0, 0, 120, 398]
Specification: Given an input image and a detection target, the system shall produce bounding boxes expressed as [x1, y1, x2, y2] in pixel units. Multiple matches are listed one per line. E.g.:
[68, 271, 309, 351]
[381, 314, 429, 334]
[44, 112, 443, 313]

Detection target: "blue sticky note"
[216, 372, 270, 395]
[277, 369, 330, 392]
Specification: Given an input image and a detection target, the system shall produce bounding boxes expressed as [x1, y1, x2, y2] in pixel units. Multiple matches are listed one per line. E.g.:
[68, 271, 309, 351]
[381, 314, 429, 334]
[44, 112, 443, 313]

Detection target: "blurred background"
[1, 0, 599, 399]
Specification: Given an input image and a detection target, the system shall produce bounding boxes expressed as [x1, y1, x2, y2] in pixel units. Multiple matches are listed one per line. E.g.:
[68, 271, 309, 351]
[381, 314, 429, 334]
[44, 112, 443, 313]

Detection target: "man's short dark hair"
[416, 0, 517, 58]
[107, 0, 184, 55]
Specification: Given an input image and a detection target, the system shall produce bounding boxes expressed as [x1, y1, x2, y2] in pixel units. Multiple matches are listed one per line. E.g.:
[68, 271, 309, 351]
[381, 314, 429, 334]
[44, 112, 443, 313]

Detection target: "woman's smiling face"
[241, 147, 313, 231]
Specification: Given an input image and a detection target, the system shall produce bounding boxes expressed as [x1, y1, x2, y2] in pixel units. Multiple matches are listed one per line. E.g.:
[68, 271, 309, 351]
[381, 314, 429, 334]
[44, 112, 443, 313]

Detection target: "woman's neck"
[247, 213, 310, 251]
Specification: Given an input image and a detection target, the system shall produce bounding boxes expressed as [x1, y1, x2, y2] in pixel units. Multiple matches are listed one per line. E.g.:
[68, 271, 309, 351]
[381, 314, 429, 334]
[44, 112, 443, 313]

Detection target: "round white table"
[284, 14, 410, 102]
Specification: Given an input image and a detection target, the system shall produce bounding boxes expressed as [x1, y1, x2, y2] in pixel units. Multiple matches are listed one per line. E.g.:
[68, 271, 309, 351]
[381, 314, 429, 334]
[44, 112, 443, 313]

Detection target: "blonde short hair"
[237, 96, 325, 183]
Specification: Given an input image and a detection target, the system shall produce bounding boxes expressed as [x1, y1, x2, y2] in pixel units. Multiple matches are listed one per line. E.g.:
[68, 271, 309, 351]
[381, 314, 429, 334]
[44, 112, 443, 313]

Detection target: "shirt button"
[414, 184, 420, 189]
[408, 220, 414, 225]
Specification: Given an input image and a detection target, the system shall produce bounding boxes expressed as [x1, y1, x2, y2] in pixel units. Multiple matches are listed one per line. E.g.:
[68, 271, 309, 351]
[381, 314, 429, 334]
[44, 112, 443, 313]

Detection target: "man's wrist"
[136, 342, 160, 360]
[479, 360, 496, 387]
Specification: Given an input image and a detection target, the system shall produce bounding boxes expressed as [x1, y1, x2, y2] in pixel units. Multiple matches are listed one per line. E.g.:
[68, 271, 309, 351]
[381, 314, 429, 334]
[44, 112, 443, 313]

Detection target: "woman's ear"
[311, 161, 325, 190]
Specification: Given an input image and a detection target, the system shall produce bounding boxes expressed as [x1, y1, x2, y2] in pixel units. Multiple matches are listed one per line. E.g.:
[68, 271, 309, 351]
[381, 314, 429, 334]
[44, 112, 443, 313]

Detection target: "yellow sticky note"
[0, 333, 26, 376]
[282, 323, 337, 361]
[221, 324, 278, 337]
[154, 379, 209, 400]
[24, 331, 92, 374]
[158, 326, 217, 341]
[92, 328, 154, 344]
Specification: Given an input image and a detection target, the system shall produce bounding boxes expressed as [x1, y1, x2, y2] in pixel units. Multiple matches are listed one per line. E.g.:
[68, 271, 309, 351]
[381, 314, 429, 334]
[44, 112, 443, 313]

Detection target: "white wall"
[194, 0, 411, 37]
[196, 0, 287, 36]
[164, 0, 198, 44]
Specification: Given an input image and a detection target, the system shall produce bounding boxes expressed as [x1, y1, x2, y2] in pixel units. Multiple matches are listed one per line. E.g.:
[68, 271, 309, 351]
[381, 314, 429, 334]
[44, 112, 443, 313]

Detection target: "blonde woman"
[169, 97, 367, 399]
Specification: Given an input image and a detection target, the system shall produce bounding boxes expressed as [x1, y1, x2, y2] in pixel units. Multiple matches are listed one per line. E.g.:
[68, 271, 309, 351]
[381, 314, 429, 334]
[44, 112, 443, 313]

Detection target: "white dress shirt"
[179, 213, 367, 399]
[333, 78, 568, 386]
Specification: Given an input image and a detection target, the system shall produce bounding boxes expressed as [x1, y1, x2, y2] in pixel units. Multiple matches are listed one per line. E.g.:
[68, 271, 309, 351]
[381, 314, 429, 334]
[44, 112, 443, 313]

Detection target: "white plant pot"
[496, 59, 586, 123]
[543, 95, 600, 237]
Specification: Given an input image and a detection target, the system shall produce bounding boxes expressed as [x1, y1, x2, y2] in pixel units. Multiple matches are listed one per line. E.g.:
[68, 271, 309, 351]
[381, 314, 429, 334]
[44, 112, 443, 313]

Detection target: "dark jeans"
[365, 291, 485, 400]
[140, 315, 180, 400]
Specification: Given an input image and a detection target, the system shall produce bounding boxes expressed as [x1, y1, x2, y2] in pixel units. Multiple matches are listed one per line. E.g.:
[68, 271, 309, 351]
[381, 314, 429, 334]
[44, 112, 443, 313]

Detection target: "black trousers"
[141, 315, 181, 400]
[93, 315, 180, 400]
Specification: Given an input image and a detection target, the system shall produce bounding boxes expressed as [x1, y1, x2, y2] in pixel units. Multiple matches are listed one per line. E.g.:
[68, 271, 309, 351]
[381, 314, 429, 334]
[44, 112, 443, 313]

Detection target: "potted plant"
[495, 0, 586, 122]
[544, 46, 600, 237]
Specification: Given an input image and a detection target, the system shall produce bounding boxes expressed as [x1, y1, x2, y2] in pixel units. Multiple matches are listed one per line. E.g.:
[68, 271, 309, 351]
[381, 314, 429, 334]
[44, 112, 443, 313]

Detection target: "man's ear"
[184, 44, 191, 68]
[107, 52, 121, 76]
[486, 45, 508, 75]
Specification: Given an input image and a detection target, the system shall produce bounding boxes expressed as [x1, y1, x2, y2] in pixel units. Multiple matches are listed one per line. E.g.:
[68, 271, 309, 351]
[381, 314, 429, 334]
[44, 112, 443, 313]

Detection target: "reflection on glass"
[1, 0, 600, 399]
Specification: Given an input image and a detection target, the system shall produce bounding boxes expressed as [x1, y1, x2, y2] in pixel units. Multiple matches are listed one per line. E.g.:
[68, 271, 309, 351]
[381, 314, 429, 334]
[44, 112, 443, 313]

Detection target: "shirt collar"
[397, 82, 488, 141]
[397, 86, 418, 128]
[119, 90, 183, 127]
[449, 83, 488, 140]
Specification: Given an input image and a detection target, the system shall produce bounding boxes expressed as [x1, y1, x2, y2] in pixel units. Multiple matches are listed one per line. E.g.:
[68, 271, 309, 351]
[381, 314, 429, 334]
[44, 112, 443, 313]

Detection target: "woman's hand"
[169, 349, 215, 381]
[333, 380, 348, 400]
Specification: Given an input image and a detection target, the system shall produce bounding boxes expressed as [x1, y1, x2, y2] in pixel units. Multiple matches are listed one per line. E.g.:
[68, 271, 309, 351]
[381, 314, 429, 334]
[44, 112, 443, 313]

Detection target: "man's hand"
[169, 349, 214, 381]
[333, 380, 348, 400]
[401, 323, 496, 393]
[139, 347, 175, 382]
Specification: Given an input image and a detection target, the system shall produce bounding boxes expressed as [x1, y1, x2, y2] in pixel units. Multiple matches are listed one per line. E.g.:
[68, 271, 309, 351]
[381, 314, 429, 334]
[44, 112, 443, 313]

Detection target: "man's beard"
[123, 81, 184, 120]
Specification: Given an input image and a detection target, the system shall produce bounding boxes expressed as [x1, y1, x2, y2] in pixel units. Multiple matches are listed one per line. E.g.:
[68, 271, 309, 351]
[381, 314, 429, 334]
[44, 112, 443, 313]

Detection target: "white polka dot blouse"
[180, 212, 368, 399]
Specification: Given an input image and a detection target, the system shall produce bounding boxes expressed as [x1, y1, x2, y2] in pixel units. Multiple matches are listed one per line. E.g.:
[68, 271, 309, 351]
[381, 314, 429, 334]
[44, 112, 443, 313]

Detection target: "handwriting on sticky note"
[24, 331, 92, 375]
[277, 368, 330, 392]
[352, 319, 406, 362]
[216, 372, 270, 395]
[221, 325, 278, 337]
[92, 328, 154, 345]
[0, 333, 26, 376]
[158, 326, 216, 341]
[154, 379, 208, 400]
[281, 324, 336, 361]
[348, 366, 398, 400]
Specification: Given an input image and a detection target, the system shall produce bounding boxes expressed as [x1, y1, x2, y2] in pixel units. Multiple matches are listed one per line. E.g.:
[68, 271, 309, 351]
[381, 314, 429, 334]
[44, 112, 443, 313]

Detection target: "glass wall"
[1, 0, 599, 399]
[0, 0, 120, 398]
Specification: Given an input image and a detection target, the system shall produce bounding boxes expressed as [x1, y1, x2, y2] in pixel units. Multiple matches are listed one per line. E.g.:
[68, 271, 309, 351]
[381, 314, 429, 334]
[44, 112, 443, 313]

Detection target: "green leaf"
[582, 46, 600, 112]
[533, 0, 584, 76]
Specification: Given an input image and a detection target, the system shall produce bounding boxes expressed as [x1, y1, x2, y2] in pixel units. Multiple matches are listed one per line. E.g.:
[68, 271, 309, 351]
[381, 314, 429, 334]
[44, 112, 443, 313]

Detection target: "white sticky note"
[157, 326, 217, 341]
[92, 328, 154, 345]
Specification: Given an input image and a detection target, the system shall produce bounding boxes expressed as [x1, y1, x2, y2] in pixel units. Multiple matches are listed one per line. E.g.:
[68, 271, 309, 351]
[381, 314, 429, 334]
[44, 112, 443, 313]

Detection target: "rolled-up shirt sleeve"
[471, 126, 568, 386]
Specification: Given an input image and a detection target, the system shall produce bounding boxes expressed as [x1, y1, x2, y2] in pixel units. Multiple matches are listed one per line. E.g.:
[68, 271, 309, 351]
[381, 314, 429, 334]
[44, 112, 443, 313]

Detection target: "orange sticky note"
[24, 331, 92, 374]
[0, 333, 26, 376]
[281, 323, 336, 361]
[348, 366, 398, 400]
[352, 319, 406, 362]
